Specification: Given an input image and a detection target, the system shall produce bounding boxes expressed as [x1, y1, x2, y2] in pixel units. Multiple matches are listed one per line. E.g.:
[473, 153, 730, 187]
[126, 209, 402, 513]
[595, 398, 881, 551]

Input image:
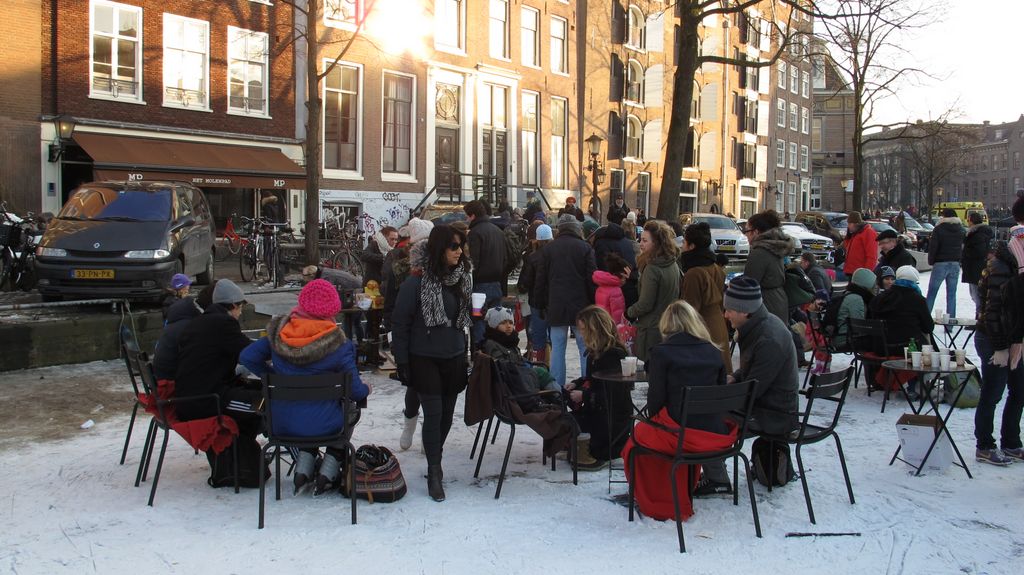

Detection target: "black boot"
[427, 464, 445, 502]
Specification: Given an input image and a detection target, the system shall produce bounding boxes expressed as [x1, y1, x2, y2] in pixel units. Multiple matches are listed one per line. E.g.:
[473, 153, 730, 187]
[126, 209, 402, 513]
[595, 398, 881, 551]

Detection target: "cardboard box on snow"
[896, 414, 953, 472]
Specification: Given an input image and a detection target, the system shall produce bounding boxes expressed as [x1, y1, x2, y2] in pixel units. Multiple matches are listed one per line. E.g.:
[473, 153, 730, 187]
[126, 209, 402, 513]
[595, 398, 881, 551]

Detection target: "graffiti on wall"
[319, 190, 417, 245]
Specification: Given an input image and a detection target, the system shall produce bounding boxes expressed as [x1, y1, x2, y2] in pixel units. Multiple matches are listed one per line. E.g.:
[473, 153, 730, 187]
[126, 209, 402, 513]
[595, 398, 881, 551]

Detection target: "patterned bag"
[341, 445, 407, 503]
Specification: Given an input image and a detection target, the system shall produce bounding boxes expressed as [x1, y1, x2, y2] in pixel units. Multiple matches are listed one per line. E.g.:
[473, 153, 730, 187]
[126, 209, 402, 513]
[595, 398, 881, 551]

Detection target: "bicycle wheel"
[268, 243, 282, 288]
[333, 249, 363, 277]
[239, 241, 256, 282]
[14, 255, 36, 291]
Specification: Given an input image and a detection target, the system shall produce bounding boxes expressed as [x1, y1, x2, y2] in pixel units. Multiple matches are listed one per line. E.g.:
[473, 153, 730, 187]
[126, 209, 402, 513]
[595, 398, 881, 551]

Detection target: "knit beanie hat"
[557, 213, 583, 237]
[536, 224, 553, 241]
[723, 276, 762, 314]
[485, 306, 515, 329]
[880, 265, 896, 279]
[625, 211, 637, 222]
[847, 211, 863, 225]
[851, 268, 877, 290]
[583, 219, 600, 238]
[297, 279, 341, 319]
[407, 218, 434, 244]
[895, 265, 919, 283]
[212, 279, 245, 305]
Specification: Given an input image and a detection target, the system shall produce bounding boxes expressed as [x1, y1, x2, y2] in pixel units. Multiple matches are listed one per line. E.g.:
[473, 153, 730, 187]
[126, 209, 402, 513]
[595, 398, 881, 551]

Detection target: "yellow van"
[931, 202, 987, 224]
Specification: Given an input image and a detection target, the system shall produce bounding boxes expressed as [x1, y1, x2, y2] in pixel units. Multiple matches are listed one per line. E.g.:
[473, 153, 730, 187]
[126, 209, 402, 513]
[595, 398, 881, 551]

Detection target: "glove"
[1010, 343, 1023, 371]
[991, 349, 1009, 368]
[396, 363, 411, 384]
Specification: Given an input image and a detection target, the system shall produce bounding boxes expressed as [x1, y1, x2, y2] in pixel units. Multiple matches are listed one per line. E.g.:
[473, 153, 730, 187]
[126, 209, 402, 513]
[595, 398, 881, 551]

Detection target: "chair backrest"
[122, 343, 144, 397]
[805, 310, 833, 352]
[126, 348, 157, 396]
[797, 366, 854, 440]
[262, 372, 351, 440]
[848, 317, 889, 355]
[676, 379, 758, 456]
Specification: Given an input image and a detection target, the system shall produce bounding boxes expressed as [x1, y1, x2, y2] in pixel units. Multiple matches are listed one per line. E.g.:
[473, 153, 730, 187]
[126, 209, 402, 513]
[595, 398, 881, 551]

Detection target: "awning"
[74, 132, 306, 189]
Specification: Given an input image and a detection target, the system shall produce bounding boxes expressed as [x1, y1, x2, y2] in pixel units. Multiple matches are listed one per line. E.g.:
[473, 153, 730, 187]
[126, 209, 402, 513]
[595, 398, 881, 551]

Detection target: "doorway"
[435, 127, 459, 200]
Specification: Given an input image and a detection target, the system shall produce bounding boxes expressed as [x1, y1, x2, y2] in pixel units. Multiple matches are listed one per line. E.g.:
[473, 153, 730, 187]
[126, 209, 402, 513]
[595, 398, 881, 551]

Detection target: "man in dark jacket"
[153, 297, 201, 380]
[869, 265, 934, 352]
[961, 212, 994, 309]
[359, 226, 398, 285]
[926, 208, 966, 315]
[874, 228, 917, 287]
[593, 221, 637, 272]
[799, 252, 832, 293]
[534, 215, 597, 387]
[557, 196, 585, 222]
[465, 199, 507, 346]
[607, 192, 630, 226]
[174, 280, 258, 430]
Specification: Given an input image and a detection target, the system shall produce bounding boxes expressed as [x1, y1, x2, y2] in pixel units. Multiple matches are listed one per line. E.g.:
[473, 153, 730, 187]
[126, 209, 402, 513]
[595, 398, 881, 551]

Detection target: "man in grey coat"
[696, 276, 800, 495]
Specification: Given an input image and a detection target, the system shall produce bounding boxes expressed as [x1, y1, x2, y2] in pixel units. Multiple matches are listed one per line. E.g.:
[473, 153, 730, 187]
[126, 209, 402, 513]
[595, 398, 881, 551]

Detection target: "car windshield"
[869, 221, 895, 232]
[59, 188, 171, 222]
[903, 217, 924, 230]
[693, 216, 739, 230]
[827, 215, 847, 228]
[782, 223, 808, 233]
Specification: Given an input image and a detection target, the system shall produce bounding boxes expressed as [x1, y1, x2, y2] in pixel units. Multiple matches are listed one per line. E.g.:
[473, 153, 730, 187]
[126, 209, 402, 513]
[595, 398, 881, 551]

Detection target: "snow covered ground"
[2, 272, 1023, 574]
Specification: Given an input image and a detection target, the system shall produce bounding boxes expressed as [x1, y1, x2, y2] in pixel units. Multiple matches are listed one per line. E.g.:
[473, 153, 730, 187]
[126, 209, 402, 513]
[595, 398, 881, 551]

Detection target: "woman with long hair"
[391, 225, 473, 501]
[625, 221, 680, 361]
[622, 300, 738, 520]
[565, 306, 630, 470]
[679, 222, 731, 371]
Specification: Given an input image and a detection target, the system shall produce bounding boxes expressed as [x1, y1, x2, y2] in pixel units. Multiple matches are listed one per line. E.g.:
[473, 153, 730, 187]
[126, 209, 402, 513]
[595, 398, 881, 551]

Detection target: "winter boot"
[400, 414, 418, 451]
[427, 464, 445, 501]
[293, 450, 317, 495]
[574, 438, 606, 471]
[314, 452, 342, 496]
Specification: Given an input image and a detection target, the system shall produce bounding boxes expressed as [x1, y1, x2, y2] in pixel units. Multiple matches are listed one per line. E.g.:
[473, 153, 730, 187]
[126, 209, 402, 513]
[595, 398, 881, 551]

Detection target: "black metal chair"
[626, 379, 761, 553]
[130, 348, 238, 506]
[754, 367, 856, 524]
[471, 355, 579, 499]
[119, 339, 146, 466]
[259, 372, 357, 529]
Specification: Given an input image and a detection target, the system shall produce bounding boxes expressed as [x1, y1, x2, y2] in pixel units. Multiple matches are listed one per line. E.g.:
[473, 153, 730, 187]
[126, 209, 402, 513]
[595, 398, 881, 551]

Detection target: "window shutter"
[755, 144, 768, 181]
[700, 84, 718, 119]
[699, 132, 717, 171]
[646, 12, 664, 53]
[759, 19, 771, 51]
[610, 53, 624, 102]
[738, 12, 748, 43]
[608, 112, 623, 160]
[759, 66, 770, 94]
[756, 99, 769, 136]
[642, 120, 662, 163]
[644, 64, 663, 108]
[611, 2, 626, 44]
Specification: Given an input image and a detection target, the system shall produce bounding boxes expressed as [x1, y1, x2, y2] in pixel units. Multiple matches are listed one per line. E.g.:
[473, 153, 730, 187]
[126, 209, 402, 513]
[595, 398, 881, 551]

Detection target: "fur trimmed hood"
[267, 314, 346, 366]
[751, 226, 796, 257]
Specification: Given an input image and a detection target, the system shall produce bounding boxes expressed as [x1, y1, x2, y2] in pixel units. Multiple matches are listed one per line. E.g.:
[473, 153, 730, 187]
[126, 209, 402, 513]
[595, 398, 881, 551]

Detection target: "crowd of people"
[146, 193, 1024, 521]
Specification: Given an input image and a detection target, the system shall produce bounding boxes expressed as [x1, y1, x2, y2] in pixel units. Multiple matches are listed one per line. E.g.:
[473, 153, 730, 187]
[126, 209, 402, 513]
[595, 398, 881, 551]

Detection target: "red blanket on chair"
[138, 380, 239, 454]
[621, 408, 738, 521]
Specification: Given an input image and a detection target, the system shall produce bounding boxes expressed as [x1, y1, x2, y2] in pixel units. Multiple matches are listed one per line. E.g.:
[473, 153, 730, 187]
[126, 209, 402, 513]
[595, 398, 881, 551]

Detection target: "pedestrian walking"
[926, 208, 966, 316]
[962, 212, 994, 309]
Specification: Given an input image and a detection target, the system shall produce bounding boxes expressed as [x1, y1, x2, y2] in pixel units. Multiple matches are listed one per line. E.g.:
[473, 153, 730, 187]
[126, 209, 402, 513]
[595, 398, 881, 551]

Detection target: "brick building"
[945, 118, 1024, 214]
[0, 0, 43, 215]
[810, 52, 855, 212]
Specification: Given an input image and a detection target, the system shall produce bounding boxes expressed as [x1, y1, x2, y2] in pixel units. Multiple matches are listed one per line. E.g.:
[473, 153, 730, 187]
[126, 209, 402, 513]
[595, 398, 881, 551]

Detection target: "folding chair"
[259, 372, 357, 529]
[755, 367, 855, 524]
[471, 356, 579, 499]
[626, 379, 761, 553]
[130, 349, 238, 506]
[119, 339, 146, 465]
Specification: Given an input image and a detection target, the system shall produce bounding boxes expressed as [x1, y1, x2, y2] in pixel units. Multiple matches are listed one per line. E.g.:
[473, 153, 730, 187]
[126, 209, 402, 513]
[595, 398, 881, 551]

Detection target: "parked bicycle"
[238, 216, 290, 288]
[215, 215, 248, 261]
[0, 202, 48, 292]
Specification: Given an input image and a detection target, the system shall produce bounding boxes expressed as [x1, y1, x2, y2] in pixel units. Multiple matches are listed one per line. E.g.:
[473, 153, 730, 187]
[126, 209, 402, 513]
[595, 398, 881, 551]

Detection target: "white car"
[680, 213, 750, 258]
[781, 222, 834, 257]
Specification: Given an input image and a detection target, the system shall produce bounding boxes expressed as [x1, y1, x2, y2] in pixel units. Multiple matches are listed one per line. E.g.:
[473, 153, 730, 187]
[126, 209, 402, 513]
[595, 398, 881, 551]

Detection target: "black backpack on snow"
[751, 437, 796, 487]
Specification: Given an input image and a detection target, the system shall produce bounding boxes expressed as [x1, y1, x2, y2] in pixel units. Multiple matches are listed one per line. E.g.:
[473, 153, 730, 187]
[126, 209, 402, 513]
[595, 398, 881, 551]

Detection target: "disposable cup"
[930, 351, 941, 367]
[942, 313, 950, 322]
[955, 349, 966, 367]
[921, 344, 934, 354]
[939, 355, 950, 371]
[620, 358, 635, 377]
[471, 293, 486, 317]
[921, 351, 931, 367]
[911, 351, 922, 368]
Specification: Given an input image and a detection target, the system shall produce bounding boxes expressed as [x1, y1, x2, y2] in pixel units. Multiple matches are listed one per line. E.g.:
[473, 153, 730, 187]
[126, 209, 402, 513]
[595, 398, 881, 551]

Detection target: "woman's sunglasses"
[448, 242, 464, 251]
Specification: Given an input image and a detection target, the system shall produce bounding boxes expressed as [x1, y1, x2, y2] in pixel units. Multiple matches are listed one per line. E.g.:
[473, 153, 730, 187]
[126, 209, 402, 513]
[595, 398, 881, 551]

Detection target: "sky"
[867, 0, 1024, 126]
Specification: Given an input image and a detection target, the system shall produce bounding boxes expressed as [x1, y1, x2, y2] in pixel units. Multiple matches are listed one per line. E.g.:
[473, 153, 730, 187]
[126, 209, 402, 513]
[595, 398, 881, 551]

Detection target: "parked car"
[903, 216, 929, 251]
[736, 218, 803, 256]
[680, 213, 749, 258]
[794, 211, 847, 244]
[865, 220, 913, 249]
[780, 222, 834, 257]
[34, 181, 215, 301]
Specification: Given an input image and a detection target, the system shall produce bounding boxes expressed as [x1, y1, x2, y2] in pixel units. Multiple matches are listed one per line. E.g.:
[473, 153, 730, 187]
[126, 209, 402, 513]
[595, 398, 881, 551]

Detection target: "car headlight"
[124, 249, 172, 259]
[36, 246, 67, 257]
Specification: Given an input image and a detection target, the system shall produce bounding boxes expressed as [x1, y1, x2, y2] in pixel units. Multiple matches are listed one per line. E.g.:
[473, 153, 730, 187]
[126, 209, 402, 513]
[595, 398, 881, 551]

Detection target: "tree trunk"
[303, 2, 321, 265]
[656, 14, 699, 221]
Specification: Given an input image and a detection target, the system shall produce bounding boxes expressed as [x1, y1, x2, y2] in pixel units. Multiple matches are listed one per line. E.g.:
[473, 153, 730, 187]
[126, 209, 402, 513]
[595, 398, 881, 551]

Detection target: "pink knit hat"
[297, 279, 341, 319]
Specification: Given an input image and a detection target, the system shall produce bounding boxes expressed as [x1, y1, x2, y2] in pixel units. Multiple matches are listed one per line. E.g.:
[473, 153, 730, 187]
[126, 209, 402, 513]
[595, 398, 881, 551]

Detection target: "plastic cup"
[942, 313, 950, 322]
[620, 359, 634, 377]
[911, 351, 922, 368]
[471, 293, 486, 317]
[930, 351, 941, 368]
[921, 344, 934, 354]
[939, 354, 950, 371]
[955, 349, 966, 367]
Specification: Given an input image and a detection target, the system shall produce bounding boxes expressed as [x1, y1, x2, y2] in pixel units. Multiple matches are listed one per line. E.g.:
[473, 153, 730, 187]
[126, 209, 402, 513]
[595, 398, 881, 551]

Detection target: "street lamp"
[584, 133, 605, 221]
[47, 114, 77, 163]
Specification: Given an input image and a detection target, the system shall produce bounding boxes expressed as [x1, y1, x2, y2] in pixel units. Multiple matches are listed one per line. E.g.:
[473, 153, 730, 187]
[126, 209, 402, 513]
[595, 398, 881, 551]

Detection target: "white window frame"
[322, 60, 363, 179]
[788, 181, 798, 213]
[521, 7, 540, 68]
[324, 0, 366, 32]
[163, 14, 210, 111]
[625, 115, 643, 160]
[776, 139, 786, 168]
[89, 0, 144, 103]
[789, 65, 799, 93]
[801, 106, 809, 134]
[800, 145, 809, 172]
[789, 142, 798, 170]
[626, 5, 646, 51]
[550, 15, 569, 75]
[637, 172, 651, 214]
[777, 98, 786, 127]
[777, 61, 787, 89]
[381, 70, 416, 181]
[789, 102, 799, 130]
[489, 0, 510, 60]
[434, 0, 465, 53]
[801, 70, 810, 97]
[521, 90, 539, 186]
[551, 96, 568, 189]
[227, 27, 270, 118]
[625, 59, 644, 105]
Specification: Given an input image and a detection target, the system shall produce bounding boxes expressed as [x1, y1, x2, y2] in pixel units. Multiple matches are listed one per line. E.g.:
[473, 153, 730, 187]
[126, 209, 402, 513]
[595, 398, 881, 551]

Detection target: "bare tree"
[815, 0, 940, 212]
[903, 121, 977, 216]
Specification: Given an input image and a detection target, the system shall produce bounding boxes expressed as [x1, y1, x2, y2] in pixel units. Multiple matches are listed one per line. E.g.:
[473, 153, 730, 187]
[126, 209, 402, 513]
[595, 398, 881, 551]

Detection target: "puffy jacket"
[928, 217, 965, 265]
[733, 305, 799, 436]
[467, 218, 507, 284]
[593, 223, 637, 271]
[804, 262, 832, 294]
[558, 205, 585, 222]
[646, 332, 728, 434]
[833, 268, 875, 349]
[240, 315, 369, 436]
[533, 230, 597, 326]
[517, 245, 545, 307]
[977, 245, 1019, 350]
[744, 227, 795, 322]
[593, 270, 626, 324]
[391, 275, 468, 363]
[153, 297, 201, 380]
[875, 243, 916, 286]
[961, 224, 994, 284]
[843, 224, 878, 276]
[869, 284, 934, 350]
[626, 255, 680, 361]
[174, 305, 253, 421]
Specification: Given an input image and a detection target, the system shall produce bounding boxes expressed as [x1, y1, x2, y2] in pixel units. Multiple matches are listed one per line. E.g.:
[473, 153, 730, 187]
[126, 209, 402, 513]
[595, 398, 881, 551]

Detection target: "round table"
[592, 369, 648, 491]
[932, 317, 976, 350]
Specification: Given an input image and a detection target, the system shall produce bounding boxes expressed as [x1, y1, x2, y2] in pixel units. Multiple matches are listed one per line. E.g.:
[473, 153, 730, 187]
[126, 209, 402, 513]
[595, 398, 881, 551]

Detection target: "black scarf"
[484, 325, 520, 349]
[679, 247, 717, 272]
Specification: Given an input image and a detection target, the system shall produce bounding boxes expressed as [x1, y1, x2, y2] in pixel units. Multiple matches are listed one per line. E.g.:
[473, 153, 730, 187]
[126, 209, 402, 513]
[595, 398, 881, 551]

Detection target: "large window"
[489, 0, 509, 59]
[776, 139, 786, 168]
[800, 145, 809, 171]
[790, 65, 799, 93]
[481, 84, 508, 184]
[382, 72, 413, 175]
[777, 61, 787, 89]
[324, 63, 361, 172]
[435, 0, 463, 51]
[801, 106, 809, 134]
[551, 16, 568, 74]
[551, 97, 567, 188]
[325, 0, 366, 30]
[777, 98, 786, 127]
[801, 70, 810, 97]
[227, 27, 269, 116]
[637, 172, 651, 214]
[625, 60, 643, 103]
[625, 115, 642, 159]
[627, 5, 645, 49]
[521, 7, 539, 67]
[789, 142, 798, 170]
[789, 102, 798, 130]
[163, 14, 208, 109]
[90, 0, 142, 101]
[521, 91, 539, 186]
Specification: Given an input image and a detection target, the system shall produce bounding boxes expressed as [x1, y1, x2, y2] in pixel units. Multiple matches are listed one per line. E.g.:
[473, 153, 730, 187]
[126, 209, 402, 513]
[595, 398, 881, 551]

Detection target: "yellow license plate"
[73, 269, 115, 279]
[718, 245, 734, 252]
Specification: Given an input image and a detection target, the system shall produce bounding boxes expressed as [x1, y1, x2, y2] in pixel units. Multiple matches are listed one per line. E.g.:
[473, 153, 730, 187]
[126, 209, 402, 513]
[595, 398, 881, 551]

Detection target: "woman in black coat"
[391, 225, 473, 502]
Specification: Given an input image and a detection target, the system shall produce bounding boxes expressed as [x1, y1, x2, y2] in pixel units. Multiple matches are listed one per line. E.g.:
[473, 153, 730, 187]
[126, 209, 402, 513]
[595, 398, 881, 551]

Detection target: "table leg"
[911, 373, 973, 478]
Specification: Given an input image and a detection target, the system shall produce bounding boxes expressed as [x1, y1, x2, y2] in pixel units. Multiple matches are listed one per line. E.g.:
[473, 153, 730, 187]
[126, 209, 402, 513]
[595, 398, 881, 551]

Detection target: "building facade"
[945, 118, 1024, 215]
[1, 0, 44, 215]
[810, 53, 856, 213]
